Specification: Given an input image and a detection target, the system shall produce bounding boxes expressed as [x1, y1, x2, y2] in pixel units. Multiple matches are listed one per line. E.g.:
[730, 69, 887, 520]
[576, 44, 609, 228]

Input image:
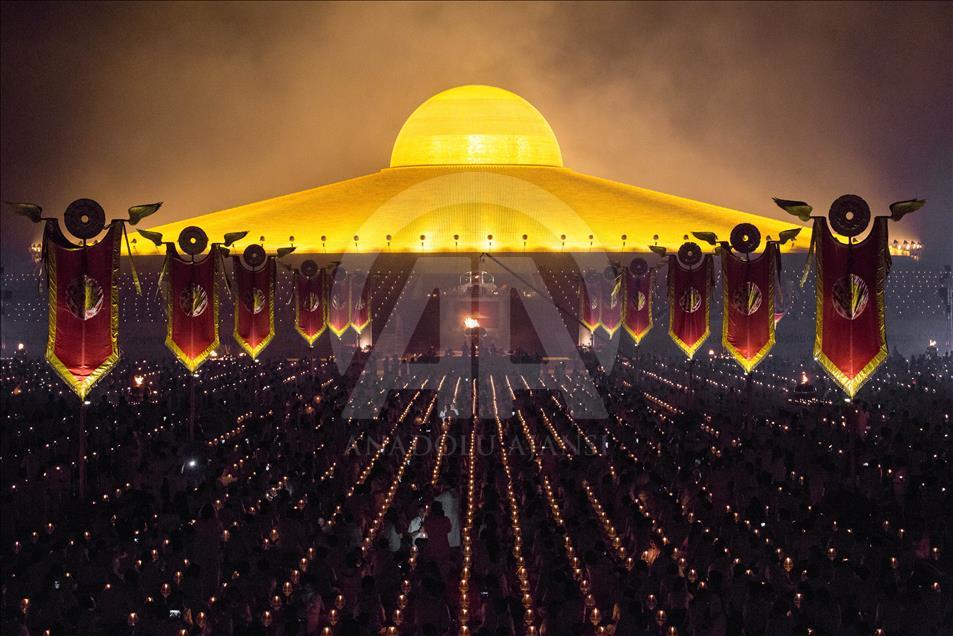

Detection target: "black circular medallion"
[64, 199, 106, 239]
[243, 244, 266, 268]
[829, 194, 871, 237]
[300, 259, 319, 278]
[178, 226, 208, 255]
[677, 241, 703, 268]
[629, 258, 649, 276]
[730, 223, 761, 253]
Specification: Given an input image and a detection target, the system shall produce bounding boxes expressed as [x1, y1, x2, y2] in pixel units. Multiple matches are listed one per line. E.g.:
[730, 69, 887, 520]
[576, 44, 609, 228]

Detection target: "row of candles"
[382, 375, 463, 634]
[457, 381, 480, 634]
[257, 377, 402, 633]
[489, 377, 538, 633]
[8, 359, 316, 546]
[499, 376, 611, 632]
[598, 367, 945, 632]
[281, 379, 430, 633]
[16, 364, 339, 634]
[236, 388, 380, 632]
[541, 369, 776, 632]
[148, 407, 304, 625]
[3, 358, 169, 443]
[528, 375, 657, 630]
[12, 347, 947, 634]
[632, 354, 943, 563]
[10, 395, 282, 557]
[360, 376, 445, 557]
[431, 377, 462, 487]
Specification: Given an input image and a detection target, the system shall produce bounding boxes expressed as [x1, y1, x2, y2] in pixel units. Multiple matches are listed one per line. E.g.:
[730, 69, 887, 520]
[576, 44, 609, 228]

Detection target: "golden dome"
[390, 85, 563, 167]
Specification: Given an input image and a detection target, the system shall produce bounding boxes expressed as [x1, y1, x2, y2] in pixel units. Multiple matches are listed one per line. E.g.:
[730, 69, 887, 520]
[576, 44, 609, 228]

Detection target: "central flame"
[463, 316, 480, 330]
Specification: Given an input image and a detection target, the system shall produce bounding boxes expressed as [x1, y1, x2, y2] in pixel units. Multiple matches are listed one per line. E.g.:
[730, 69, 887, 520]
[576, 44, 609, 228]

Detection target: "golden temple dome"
[390, 85, 563, 168]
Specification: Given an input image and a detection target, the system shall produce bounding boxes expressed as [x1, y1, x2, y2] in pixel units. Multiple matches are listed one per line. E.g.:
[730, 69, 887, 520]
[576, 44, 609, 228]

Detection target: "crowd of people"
[1, 345, 950, 635]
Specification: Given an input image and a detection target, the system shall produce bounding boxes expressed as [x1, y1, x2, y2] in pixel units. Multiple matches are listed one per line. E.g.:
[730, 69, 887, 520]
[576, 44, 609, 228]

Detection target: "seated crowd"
[1, 347, 950, 635]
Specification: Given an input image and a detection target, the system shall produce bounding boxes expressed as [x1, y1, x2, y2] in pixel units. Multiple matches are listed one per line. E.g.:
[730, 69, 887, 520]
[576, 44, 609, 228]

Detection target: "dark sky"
[2, 1, 951, 270]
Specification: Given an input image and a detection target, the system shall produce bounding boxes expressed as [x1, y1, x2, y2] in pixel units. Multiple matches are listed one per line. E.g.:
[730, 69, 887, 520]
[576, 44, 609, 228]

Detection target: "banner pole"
[78, 237, 88, 500]
[744, 250, 753, 433]
[688, 357, 695, 397]
[78, 399, 87, 499]
[188, 252, 197, 441]
[745, 371, 753, 435]
[189, 371, 196, 441]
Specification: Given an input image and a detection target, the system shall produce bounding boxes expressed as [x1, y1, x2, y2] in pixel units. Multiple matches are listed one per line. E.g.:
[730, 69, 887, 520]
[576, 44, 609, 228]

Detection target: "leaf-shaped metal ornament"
[648, 245, 668, 257]
[223, 231, 248, 247]
[691, 231, 719, 246]
[888, 199, 926, 222]
[276, 246, 297, 259]
[5, 202, 44, 223]
[776, 228, 802, 245]
[137, 229, 165, 246]
[127, 202, 162, 225]
[772, 198, 814, 222]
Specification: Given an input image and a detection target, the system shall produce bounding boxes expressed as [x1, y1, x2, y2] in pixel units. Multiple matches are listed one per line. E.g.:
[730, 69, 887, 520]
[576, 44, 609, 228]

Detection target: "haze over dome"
[390, 85, 564, 168]
[149, 84, 805, 255]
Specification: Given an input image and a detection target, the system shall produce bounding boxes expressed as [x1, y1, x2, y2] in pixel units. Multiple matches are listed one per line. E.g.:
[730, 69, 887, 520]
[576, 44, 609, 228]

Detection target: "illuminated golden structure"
[151, 85, 804, 254]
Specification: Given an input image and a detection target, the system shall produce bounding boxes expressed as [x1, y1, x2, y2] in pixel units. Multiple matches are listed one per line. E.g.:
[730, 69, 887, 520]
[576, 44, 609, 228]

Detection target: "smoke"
[2, 1, 951, 269]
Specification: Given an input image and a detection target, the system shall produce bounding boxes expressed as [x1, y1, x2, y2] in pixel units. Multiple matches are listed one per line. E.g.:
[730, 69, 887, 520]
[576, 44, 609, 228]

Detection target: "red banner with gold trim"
[294, 269, 326, 345]
[163, 249, 219, 372]
[44, 221, 122, 398]
[579, 272, 600, 332]
[328, 268, 351, 337]
[814, 217, 888, 397]
[232, 255, 275, 358]
[722, 245, 777, 373]
[623, 269, 654, 344]
[350, 271, 372, 334]
[599, 272, 622, 336]
[668, 255, 713, 358]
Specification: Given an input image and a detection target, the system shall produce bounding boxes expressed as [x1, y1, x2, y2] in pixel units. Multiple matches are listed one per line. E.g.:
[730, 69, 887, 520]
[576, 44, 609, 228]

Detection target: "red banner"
[163, 249, 219, 372]
[350, 271, 372, 334]
[722, 245, 777, 373]
[327, 268, 351, 337]
[294, 269, 327, 345]
[579, 272, 600, 332]
[232, 256, 275, 358]
[599, 272, 622, 336]
[44, 221, 122, 398]
[814, 217, 888, 397]
[623, 269, 654, 344]
[668, 255, 713, 358]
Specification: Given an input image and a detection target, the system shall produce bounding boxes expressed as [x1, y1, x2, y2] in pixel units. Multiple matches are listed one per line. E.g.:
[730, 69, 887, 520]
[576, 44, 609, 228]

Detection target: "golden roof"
[150, 85, 805, 254]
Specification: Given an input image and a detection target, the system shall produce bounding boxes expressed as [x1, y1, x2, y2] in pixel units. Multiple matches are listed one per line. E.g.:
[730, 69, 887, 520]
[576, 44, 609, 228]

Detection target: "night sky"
[2, 1, 950, 271]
